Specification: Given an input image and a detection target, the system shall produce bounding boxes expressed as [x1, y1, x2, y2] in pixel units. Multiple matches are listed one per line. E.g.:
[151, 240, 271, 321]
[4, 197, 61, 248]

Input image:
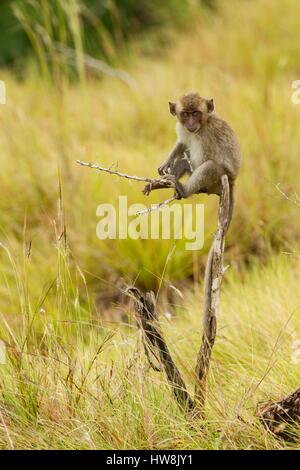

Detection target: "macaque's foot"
[142, 183, 152, 196]
[142, 174, 176, 196]
[162, 174, 175, 182]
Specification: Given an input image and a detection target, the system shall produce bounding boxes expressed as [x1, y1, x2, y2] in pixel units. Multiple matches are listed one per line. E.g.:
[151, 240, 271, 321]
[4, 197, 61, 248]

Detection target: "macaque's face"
[178, 109, 202, 133]
[169, 93, 214, 133]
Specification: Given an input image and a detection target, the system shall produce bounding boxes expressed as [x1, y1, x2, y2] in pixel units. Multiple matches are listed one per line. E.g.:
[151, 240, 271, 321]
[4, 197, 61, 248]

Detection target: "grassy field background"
[0, 0, 300, 449]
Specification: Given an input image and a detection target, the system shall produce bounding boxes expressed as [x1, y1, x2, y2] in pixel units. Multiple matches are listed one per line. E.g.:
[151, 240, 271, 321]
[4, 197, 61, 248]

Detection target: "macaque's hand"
[158, 160, 172, 176]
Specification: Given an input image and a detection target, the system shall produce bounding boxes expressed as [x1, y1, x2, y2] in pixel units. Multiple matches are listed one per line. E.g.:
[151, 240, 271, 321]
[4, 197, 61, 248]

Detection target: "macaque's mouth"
[187, 126, 200, 133]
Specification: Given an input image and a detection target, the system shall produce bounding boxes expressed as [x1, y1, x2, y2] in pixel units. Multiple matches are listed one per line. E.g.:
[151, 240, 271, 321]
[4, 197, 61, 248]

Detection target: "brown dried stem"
[194, 175, 230, 412]
[76, 160, 177, 213]
[125, 287, 194, 412]
[125, 176, 230, 416]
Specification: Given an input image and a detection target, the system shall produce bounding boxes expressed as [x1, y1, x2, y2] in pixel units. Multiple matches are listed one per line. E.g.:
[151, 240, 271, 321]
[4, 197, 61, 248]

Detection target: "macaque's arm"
[158, 141, 186, 176]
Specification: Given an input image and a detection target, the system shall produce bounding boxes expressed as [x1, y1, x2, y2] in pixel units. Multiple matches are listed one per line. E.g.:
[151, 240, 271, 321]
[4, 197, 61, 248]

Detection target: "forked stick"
[125, 176, 231, 416]
[125, 287, 194, 412]
[194, 175, 230, 412]
[76, 160, 177, 214]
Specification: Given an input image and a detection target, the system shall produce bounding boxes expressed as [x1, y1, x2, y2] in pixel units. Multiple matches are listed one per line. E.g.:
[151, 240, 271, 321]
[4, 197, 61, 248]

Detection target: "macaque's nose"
[187, 118, 197, 132]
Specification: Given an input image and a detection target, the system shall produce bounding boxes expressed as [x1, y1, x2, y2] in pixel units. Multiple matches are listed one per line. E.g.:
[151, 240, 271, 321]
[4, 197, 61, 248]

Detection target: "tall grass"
[0, 0, 300, 449]
[12, 0, 86, 82]
[9, 0, 205, 80]
[0, 250, 299, 449]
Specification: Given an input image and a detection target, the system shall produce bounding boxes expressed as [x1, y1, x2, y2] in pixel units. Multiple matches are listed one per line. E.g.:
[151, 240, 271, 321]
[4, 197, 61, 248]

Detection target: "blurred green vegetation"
[0, 0, 214, 73]
[1, 0, 299, 295]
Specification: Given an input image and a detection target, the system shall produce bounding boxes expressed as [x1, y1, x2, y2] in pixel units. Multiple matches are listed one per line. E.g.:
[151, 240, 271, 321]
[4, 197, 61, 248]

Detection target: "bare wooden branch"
[124, 177, 230, 416]
[135, 196, 177, 215]
[76, 160, 177, 214]
[194, 175, 231, 412]
[125, 287, 195, 412]
[258, 387, 300, 439]
[80, 158, 231, 416]
[76, 159, 177, 187]
[77, 159, 155, 183]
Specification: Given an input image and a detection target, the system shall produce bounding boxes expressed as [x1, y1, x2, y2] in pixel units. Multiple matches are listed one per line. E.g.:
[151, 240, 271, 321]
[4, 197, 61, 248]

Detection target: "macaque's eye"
[182, 112, 189, 118]
[192, 111, 201, 117]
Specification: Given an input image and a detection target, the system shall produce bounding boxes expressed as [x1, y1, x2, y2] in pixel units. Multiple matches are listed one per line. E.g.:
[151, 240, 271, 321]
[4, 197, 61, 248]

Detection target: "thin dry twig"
[77, 159, 154, 182]
[135, 196, 177, 215]
[125, 287, 194, 411]
[275, 183, 300, 207]
[76, 160, 177, 214]
[0, 407, 14, 450]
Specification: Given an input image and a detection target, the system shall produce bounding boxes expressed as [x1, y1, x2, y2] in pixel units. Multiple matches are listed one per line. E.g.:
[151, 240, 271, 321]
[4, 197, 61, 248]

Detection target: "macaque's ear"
[169, 101, 177, 116]
[207, 98, 214, 113]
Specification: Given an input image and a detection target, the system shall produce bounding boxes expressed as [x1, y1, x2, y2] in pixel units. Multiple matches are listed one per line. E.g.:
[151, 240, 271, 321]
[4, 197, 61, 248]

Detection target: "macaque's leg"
[176, 160, 224, 198]
[158, 142, 186, 175]
[173, 159, 192, 180]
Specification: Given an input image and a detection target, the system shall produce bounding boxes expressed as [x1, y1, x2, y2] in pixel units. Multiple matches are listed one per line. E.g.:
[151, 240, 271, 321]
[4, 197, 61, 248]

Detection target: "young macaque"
[158, 92, 241, 225]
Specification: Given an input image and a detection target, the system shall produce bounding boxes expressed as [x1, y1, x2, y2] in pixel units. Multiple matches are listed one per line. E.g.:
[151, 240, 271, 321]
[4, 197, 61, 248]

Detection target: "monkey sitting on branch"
[143, 92, 241, 227]
[76, 94, 240, 415]
[78, 92, 241, 222]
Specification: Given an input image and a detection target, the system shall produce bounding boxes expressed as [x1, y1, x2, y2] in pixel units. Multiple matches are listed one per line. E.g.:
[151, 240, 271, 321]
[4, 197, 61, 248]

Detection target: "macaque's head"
[169, 92, 214, 133]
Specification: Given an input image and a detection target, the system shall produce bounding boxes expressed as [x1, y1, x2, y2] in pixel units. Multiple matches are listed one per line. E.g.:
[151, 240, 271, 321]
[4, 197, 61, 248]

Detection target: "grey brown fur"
[158, 92, 241, 227]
